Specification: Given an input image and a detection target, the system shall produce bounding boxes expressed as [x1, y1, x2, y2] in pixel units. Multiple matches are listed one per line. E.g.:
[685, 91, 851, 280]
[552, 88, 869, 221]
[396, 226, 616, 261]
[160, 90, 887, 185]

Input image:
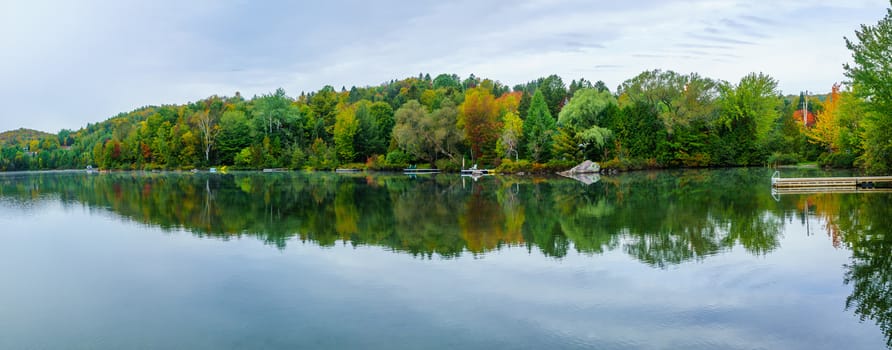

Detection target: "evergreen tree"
[523, 90, 557, 162]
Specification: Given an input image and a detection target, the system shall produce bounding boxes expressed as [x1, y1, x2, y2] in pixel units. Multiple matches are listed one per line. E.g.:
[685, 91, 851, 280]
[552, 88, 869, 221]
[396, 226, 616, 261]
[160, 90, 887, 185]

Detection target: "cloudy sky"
[0, 0, 887, 133]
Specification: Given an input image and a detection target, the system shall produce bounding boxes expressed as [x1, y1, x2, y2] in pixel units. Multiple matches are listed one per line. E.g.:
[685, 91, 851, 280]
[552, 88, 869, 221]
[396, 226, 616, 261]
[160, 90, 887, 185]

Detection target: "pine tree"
[523, 90, 557, 162]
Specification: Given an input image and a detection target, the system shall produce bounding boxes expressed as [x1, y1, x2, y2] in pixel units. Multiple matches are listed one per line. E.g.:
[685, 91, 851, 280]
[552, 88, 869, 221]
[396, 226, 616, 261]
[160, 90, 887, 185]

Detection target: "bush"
[306, 139, 338, 170]
[289, 148, 306, 170]
[366, 153, 407, 171]
[494, 159, 575, 174]
[339, 162, 366, 170]
[679, 152, 711, 167]
[385, 150, 409, 165]
[365, 155, 384, 170]
[495, 159, 532, 173]
[767, 152, 800, 166]
[543, 159, 577, 172]
[435, 159, 462, 172]
[818, 153, 856, 168]
[234, 147, 253, 168]
[598, 157, 662, 172]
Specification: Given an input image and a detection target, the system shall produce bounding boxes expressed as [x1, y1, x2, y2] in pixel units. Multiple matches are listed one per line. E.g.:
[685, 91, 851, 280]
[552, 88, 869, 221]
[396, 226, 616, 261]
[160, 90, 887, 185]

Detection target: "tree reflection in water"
[2, 169, 891, 345]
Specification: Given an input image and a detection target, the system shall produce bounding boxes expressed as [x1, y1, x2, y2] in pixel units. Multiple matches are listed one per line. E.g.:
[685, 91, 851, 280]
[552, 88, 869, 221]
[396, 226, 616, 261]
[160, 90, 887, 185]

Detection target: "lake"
[0, 169, 889, 349]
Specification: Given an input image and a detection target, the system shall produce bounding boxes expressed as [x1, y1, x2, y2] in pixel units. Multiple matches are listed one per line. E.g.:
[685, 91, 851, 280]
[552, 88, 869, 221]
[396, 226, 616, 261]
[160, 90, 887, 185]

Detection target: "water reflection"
[797, 191, 892, 348]
[0, 169, 791, 262]
[1, 169, 891, 347]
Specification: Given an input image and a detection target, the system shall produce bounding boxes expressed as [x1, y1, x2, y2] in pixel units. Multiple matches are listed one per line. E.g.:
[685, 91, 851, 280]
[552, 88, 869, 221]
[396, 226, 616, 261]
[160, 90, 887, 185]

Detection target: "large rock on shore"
[563, 160, 600, 174]
[559, 160, 601, 184]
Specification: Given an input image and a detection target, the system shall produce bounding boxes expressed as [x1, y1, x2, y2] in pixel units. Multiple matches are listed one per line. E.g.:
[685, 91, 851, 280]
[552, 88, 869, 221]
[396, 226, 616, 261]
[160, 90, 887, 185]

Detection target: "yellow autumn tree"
[807, 84, 841, 152]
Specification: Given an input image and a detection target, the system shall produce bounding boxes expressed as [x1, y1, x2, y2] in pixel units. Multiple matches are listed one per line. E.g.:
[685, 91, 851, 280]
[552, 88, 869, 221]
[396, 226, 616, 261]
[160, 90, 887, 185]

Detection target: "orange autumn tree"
[495, 91, 522, 116]
[458, 87, 502, 162]
[807, 84, 841, 152]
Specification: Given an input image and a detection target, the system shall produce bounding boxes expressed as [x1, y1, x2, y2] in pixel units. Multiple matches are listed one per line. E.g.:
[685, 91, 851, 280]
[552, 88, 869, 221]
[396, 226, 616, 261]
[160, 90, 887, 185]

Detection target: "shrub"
[544, 159, 577, 172]
[818, 153, 856, 168]
[366, 153, 406, 171]
[435, 159, 462, 172]
[495, 159, 532, 173]
[599, 157, 661, 171]
[767, 152, 799, 166]
[494, 159, 575, 173]
[290, 148, 306, 170]
[385, 150, 409, 165]
[339, 162, 366, 170]
[234, 147, 253, 168]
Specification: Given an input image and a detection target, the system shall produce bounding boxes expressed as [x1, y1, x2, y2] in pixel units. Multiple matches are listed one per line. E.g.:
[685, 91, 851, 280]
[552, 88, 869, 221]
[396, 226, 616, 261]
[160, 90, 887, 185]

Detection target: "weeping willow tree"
[556, 88, 617, 160]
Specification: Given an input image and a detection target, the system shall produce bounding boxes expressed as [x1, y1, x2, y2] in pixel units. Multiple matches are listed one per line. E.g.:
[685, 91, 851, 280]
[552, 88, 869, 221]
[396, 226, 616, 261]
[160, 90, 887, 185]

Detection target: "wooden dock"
[773, 187, 892, 195]
[771, 171, 892, 189]
[403, 168, 440, 174]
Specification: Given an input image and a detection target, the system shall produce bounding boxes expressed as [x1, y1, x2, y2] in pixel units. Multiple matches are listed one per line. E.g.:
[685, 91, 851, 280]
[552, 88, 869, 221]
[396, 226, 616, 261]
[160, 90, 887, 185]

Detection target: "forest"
[1, 6, 890, 174]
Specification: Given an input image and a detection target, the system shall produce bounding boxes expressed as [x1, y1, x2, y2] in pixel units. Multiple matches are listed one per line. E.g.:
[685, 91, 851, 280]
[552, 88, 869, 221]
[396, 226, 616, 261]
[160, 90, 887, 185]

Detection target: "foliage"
[558, 88, 618, 159]
[3, 45, 891, 173]
[766, 152, 800, 166]
[806, 84, 849, 158]
[538, 74, 568, 118]
[333, 104, 359, 162]
[494, 158, 532, 173]
[845, 3, 892, 173]
[523, 90, 557, 162]
[458, 87, 502, 161]
[619, 70, 719, 134]
[716, 72, 782, 165]
[497, 112, 523, 161]
[844, 4, 892, 112]
[0, 128, 55, 148]
[392, 100, 463, 166]
[551, 128, 582, 161]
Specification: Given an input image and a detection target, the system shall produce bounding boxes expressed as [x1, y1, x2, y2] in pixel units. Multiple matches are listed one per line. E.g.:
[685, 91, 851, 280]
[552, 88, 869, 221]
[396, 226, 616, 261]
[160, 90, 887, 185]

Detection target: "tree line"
[1, 5, 890, 173]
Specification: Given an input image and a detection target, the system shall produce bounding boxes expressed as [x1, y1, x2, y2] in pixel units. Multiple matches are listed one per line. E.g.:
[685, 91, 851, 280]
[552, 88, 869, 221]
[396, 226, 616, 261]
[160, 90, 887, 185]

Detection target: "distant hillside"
[0, 128, 54, 147]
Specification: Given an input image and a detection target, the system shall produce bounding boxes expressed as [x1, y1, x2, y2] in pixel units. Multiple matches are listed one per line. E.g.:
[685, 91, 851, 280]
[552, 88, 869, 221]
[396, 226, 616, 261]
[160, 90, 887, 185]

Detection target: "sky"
[0, 0, 888, 133]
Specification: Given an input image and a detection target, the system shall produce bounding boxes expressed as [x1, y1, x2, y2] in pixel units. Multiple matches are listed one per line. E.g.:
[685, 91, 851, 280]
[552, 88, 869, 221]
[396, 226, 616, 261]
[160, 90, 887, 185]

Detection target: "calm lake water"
[0, 169, 889, 349]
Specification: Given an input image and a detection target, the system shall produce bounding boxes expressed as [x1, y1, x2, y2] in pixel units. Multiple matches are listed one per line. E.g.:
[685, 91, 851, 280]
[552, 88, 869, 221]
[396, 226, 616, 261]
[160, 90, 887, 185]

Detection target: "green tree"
[216, 110, 251, 165]
[352, 101, 377, 160]
[309, 86, 339, 141]
[844, 3, 892, 172]
[393, 100, 463, 166]
[393, 101, 436, 164]
[518, 92, 531, 119]
[429, 100, 464, 162]
[618, 70, 719, 135]
[538, 74, 567, 118]
[253, 88, 297, 137]
[333, 104, 359, 163]
[497, 112, 523, 161]
[432, 73, 462, 93]
[369, 102, 395, 154]
[716, 73, 782, 165]
[551, 128, 582, 161]
[557, 88, 618, 158]
[523, 90, 557, 162]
